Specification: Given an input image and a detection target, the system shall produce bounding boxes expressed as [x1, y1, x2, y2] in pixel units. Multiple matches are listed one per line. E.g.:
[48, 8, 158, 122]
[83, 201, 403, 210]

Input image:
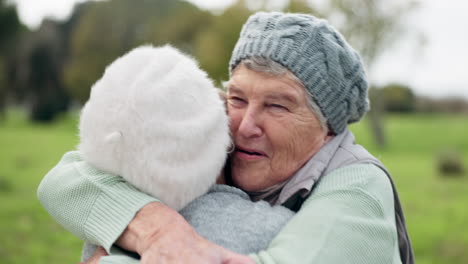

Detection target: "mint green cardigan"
[38, 151, 401, 263]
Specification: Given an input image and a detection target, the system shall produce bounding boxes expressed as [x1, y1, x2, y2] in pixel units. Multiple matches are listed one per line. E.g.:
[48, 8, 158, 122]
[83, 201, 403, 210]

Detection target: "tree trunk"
[368, 88, 386, 148]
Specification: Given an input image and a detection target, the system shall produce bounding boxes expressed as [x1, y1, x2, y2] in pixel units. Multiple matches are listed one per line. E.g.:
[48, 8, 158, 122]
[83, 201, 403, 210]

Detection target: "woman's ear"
[218, 89, 228, 112]
[218, 89, 227, 101]
[323, 127, 335, 143]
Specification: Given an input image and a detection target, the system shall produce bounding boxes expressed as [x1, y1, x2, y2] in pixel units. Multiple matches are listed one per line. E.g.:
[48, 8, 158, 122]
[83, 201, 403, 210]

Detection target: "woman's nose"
[237, 108, 263, 138]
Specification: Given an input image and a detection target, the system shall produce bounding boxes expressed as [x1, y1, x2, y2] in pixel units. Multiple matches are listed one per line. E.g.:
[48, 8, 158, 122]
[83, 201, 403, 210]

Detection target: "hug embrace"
[38, 11, 414, 264]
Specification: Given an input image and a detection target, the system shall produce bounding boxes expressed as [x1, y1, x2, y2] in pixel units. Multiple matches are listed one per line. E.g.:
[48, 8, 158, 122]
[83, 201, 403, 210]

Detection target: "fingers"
[221, 248, 255, 264]
[140, 231, 252, 264]
[83, 246, 108, 264]
[123, 202, 251, 264]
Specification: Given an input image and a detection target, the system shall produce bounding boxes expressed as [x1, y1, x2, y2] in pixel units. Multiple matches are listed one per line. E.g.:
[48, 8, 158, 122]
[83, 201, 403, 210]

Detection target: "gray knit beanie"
[229, 12, 369, 134]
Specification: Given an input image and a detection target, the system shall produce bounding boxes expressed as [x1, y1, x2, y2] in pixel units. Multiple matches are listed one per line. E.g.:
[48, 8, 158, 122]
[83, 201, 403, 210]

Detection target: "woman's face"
[227, 65, 331, 191]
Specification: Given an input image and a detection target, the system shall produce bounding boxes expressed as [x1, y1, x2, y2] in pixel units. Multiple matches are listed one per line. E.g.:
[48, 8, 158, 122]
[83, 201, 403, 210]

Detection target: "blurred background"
[0, 0, 467, 263]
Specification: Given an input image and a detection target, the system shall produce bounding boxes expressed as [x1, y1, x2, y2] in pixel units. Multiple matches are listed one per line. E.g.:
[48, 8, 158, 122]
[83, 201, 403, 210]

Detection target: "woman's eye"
[269, 104, 288, 111]
[228, 97, 246, 106]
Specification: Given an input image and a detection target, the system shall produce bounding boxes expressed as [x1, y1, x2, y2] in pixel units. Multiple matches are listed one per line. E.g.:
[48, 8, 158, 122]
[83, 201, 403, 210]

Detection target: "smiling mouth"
[239, 149, 262, 155]
[236, 147, 267, 157]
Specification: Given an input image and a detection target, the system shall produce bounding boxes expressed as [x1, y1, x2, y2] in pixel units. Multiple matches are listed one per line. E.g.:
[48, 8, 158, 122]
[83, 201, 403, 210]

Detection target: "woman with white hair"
[38, 12, 414, 264]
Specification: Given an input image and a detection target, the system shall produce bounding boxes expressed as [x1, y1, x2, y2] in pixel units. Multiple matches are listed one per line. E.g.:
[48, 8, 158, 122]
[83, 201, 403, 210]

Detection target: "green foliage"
[27, 41, 70, 122]
[0, 0, 22, 51]
[4, 0, 422, 114]
[415, 96, 468, 114]
[64, 0, 212, 103]
[284, 0, 320, 14]
[370, 85, 468, 114]
[382, 83, 416, 113]
[0, 0, 23, 116]
[1, 111, 467, 263]
[194, 2, 251, 84]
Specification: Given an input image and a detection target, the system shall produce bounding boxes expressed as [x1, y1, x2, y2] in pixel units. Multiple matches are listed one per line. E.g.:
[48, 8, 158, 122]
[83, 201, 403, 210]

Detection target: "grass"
[0, 110, 82, 263]
[1, 110, 467, 263]
[350, 114, 468, 264]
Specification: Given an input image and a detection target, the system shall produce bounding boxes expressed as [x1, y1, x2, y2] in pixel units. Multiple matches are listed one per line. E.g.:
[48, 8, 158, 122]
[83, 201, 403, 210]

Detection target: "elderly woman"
[38, 12, 413, 264]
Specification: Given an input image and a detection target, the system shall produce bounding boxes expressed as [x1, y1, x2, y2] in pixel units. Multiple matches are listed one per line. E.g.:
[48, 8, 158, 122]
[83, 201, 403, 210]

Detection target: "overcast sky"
[10, 0, 468, 99]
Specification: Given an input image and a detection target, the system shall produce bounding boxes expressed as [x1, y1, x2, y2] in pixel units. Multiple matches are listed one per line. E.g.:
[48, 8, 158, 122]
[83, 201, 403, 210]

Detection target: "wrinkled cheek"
[270, 133, 315, 176]
[228, 112, 241, 134]
[229, 122, 237, 135]
[276, 138, 301, 171]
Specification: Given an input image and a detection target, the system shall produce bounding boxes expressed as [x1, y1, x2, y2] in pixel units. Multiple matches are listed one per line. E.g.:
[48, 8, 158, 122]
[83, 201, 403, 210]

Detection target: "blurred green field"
[0, 110, 467, 264]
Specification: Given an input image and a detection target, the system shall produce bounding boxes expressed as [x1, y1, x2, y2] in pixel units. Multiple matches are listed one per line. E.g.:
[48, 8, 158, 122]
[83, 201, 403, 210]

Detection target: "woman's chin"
[231, 174, 263, 191]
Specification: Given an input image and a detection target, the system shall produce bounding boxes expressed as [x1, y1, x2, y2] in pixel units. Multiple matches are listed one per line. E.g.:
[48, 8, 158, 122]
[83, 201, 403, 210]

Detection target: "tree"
[0, 0, 22, 118]
[321, 0, 418, 146]
[64, 0, 212, 103]
[28, 41, 69, 121]
[20, 20, 70, 122]
[382, 83, 415, 113]
[0, 0, 21, 50]
[194, 1, 252, 84]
